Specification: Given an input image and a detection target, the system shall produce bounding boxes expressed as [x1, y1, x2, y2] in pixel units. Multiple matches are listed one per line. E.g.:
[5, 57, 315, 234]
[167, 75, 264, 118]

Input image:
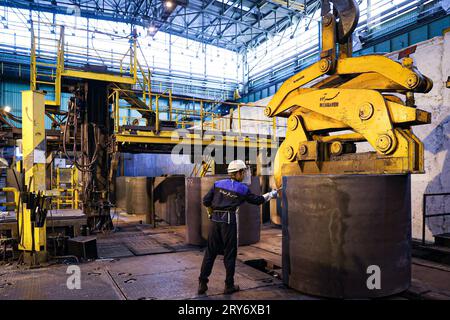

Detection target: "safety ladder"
[30, 24, 63, 107]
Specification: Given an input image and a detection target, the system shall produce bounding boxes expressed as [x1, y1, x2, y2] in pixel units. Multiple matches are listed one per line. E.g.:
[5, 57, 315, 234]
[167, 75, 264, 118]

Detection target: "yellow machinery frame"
[111, 87, 281, 146]
[265, 0, 433, 187]
[52, 167, 79, 210]
[30, 25, 141, 108]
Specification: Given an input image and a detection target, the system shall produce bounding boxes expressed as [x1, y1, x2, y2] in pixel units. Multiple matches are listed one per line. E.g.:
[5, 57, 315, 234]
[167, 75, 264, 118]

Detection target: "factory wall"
[395, 31, 450, 241]
[0, 79, 71, 128]
[123, 153, 194, 177]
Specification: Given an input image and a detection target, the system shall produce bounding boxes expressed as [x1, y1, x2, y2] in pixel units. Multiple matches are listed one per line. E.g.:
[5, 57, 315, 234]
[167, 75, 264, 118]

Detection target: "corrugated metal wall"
[0, 79, 71, 128]
[0, 80, 27, 119]
[123, 153, 194, 177]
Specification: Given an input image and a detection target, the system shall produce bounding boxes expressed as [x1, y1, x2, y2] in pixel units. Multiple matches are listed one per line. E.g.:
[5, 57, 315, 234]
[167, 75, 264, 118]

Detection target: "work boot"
[224, 284, 240, 295]
[198, 281, 208, 295]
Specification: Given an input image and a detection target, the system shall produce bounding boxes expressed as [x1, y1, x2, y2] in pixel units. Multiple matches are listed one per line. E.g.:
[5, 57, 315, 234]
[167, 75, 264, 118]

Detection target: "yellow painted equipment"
[30, 24, 141, 108]
[52, 167, 79, 209]
[110, 86, 281, 146]
[266, 0, 433, 187]
[19, 91, 48, 264]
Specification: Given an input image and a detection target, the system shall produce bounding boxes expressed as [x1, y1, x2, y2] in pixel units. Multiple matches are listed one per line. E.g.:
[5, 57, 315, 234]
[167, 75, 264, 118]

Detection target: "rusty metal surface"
[282, 174, 412, 298]
[238, 177, 262, 245]
[128, 177, 153, 216]
[154, 176, 185, 225]
[115, 176, 130, 209]
[185, 177, 204, 245]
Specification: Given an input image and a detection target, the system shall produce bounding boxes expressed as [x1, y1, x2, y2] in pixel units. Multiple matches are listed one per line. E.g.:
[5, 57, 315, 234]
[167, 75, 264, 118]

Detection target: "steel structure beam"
[0, 0, 320, 51]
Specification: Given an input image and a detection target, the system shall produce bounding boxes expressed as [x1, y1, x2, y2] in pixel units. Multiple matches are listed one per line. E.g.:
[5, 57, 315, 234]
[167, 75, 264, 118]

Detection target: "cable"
[11, 167, 21, 193]
[62, 98, 99, 173]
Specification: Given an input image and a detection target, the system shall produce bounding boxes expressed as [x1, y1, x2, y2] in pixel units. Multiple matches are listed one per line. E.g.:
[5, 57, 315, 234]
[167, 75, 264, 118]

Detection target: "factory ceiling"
[0, 0, 321, 51]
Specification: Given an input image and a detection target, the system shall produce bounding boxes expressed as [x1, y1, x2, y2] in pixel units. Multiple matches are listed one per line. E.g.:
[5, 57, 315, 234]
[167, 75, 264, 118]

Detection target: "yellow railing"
[51, 167, 80, 210]
[28, 21, 280, 141]
[30, 22, 142, 108]
[111, 86, 285, 139]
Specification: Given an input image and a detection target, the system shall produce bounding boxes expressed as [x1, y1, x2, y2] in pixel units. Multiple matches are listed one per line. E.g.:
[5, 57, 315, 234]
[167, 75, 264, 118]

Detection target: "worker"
[198, 159, 278, 295]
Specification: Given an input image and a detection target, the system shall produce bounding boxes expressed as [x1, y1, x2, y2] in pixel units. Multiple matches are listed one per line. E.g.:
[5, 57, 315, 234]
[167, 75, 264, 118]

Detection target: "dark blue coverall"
[199, 178, 265, 287]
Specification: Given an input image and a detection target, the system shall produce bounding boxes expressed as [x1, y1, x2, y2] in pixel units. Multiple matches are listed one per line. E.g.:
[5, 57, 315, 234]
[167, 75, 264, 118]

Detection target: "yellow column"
[19, 90, 47, 261]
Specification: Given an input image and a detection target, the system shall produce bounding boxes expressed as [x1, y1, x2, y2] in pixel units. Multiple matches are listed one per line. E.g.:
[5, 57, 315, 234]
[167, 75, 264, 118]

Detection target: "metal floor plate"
[97, 243, 135, 259]
[0, 251, 291, 300]
[0, 262, 122, 300]
[1, 225, 449, 300]
[107, 251, 282, 300]
[96, 227, 193, 258]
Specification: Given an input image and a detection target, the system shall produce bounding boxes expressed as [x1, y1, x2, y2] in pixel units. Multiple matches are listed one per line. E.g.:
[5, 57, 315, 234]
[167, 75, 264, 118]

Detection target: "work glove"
[206, 207, 213, 219]
[263, 189, 279, 202]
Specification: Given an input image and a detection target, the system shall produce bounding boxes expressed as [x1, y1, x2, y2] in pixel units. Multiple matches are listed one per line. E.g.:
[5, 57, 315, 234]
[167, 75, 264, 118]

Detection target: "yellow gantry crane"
[266, 0, 433, 188]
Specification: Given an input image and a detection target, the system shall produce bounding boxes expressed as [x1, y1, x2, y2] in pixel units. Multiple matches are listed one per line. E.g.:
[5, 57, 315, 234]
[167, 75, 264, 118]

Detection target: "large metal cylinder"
[153, 176, 185, 225]
[114, 176, 131, 210]
[282, 174, 411, 298]
[127, 177, 152, 216]
[185, 175, 261, 246]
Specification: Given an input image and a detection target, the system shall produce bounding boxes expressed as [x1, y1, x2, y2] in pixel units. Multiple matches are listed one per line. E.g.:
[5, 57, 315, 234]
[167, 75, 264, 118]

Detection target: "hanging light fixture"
[165, 1, 174, 9]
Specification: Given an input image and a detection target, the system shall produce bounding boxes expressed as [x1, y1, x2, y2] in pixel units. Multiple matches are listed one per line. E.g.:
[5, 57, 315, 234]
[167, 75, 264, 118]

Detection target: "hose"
[62, 98, 99, 173]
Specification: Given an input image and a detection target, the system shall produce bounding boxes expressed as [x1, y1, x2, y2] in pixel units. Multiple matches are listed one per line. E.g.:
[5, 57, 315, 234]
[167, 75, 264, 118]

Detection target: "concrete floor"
[0, 212, 449, 300]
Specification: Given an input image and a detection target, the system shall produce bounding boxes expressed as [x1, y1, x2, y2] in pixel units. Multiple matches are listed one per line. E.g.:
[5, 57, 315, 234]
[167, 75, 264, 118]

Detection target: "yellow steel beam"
[114, 131, 276, 149]
[265, 61, 329, 117]
[62, 70, 136, 84]
[336, 56, 431, 91]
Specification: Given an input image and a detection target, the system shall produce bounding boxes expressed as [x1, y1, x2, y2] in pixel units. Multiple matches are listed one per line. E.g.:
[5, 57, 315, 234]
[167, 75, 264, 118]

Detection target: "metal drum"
[115, 176, 130, 210]
[193, 175, 261, 246]
[127, 177, 152, 215]
[282, 174, 411, 298]
[153, 176, 185, 225]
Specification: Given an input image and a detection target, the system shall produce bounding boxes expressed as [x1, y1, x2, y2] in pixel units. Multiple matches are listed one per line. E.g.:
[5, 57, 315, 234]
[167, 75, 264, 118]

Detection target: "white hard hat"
[227, 160, 247, 173]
